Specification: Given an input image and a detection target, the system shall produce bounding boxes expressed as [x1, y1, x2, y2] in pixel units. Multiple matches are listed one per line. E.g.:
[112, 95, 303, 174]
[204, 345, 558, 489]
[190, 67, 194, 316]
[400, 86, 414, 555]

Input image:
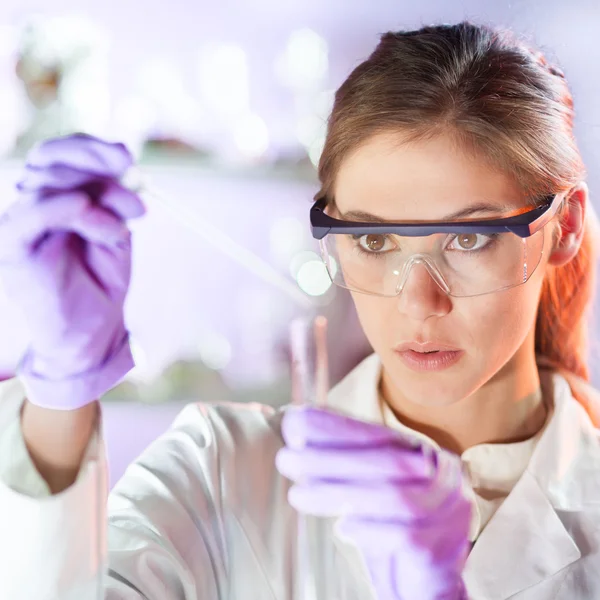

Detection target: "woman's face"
[332, 132, 555, 407]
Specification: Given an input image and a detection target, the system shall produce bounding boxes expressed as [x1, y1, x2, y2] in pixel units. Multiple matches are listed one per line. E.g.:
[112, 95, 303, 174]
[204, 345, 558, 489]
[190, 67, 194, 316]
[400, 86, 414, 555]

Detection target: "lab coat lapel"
[464, 370, 600, 599]
[462, 469, 581, 599]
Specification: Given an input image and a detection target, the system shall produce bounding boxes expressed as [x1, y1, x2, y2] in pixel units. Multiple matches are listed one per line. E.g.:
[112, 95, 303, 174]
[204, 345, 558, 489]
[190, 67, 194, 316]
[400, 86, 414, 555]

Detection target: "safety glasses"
[310, 193, 565, 298]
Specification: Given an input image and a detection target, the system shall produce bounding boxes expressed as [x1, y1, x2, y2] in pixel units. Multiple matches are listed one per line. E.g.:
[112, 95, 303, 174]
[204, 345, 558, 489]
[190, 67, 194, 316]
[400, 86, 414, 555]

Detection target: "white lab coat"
[0, 353, 600, 600]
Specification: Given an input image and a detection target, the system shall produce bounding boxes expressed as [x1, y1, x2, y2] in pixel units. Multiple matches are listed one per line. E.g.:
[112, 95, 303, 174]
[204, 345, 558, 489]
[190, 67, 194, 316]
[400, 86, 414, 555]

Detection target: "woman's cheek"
[467, 285, 540, 364]
[351, 294, 396, 349]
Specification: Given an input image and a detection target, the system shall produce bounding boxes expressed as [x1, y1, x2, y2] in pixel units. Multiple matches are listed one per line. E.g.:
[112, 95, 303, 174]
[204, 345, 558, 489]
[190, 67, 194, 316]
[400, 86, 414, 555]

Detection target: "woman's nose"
[395, 262, 452, 320]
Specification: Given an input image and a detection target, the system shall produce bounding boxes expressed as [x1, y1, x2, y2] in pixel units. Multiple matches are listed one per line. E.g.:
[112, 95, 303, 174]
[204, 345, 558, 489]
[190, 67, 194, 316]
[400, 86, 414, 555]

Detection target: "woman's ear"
[547, 182, 588, 267]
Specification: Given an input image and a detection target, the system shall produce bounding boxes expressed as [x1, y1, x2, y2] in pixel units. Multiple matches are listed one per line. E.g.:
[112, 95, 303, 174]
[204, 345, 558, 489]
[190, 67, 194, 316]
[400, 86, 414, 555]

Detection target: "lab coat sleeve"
[0, 378, 228, 600]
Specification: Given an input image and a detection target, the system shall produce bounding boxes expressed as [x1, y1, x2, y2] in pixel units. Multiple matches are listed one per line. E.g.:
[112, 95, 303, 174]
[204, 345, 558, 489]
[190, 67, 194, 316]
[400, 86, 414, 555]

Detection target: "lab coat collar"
[528, 370, 600, 511]
[328, 354, 600, 599]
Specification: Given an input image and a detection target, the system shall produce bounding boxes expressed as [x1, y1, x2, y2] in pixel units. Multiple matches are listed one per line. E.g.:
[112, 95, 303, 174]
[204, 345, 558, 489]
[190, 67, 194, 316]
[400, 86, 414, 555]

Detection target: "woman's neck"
[380, 346, 549, 455]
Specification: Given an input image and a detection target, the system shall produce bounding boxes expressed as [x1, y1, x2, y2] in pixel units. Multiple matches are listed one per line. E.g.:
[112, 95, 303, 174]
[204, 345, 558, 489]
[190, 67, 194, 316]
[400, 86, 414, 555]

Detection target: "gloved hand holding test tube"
[278, 315, 472, 600]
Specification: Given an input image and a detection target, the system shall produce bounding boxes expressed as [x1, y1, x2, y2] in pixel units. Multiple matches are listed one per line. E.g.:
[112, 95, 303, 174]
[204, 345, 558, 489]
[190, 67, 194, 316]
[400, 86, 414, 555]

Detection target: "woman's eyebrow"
[340, 202, 515, 223]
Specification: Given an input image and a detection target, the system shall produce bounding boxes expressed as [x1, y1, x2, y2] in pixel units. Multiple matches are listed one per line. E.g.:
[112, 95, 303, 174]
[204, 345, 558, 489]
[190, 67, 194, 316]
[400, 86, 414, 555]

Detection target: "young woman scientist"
[1, 20, 599, 600]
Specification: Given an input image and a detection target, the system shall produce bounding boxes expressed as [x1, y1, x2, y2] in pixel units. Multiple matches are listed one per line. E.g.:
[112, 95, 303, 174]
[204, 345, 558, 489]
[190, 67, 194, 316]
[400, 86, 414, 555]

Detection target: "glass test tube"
[290, 316, 338, 600]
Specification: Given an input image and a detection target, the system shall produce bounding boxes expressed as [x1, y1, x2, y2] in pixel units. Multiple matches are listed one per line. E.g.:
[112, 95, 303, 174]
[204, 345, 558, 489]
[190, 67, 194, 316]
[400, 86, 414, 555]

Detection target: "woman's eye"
[449, 233, 491, 251]
[457, 234, 478, 250]
[359, 234, 392, 252]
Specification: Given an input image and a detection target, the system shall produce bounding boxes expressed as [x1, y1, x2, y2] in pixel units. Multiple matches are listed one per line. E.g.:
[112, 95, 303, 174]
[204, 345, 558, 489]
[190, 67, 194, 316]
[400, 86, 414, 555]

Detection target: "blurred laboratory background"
[0, 0, 598, 484]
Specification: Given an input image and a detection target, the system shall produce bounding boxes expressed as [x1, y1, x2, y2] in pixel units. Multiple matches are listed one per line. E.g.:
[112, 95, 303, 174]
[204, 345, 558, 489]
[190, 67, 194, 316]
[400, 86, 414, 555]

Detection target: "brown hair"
[317, 21, 597, 382]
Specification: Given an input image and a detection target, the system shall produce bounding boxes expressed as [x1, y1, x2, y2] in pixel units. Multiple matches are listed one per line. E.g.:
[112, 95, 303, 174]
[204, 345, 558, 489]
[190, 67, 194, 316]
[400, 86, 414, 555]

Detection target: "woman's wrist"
[21, 398, 98, 494]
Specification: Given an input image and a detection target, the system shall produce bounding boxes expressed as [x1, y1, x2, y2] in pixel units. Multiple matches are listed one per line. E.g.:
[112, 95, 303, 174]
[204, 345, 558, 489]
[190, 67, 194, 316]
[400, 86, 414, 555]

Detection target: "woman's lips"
[395, 341, 460, 353]
[394, 344, 464, 372]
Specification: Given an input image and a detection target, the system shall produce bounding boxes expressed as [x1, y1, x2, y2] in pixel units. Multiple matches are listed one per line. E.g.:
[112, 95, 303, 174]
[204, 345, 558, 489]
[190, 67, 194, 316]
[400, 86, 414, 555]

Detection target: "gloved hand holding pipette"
[0, 133, 145, 409]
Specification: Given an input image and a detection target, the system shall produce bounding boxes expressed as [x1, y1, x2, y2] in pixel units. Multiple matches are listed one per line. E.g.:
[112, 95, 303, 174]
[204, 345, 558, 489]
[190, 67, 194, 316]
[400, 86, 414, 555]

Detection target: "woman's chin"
[380, 351, 476, 408]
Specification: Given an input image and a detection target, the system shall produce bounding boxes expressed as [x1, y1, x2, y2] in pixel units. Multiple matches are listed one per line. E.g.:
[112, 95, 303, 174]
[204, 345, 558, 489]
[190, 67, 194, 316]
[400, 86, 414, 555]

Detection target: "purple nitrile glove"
[276, 406, 471, 600]
[0, 133, 146, 410]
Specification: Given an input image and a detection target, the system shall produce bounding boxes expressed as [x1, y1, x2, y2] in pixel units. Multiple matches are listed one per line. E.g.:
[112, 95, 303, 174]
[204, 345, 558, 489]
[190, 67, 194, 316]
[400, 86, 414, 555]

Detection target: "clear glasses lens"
[320, 229, 545, 297]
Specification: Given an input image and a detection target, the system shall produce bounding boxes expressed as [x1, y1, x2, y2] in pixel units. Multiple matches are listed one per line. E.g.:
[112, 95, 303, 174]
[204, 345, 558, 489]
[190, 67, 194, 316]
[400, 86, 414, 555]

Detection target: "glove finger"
[276, 444, 433, 483]
[282, 406, 421, 450]
[17, 171, 145, 221]
[287, 478, 459, 521]
[99, 181, 146, 220]
[335, 518, 416, 556]
[70, 203, 130, 246]
[335, 502, 471, 559]
[26, 134, 133, 178]
[85, 233, 132, 298]
[0, 192, 88, 260]
[18, 164, 112, 192]
[0, 192, 127, 260]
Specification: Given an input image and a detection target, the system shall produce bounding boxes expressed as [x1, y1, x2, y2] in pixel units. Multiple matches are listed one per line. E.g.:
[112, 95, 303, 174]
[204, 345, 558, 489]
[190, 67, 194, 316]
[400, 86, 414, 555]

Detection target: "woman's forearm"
[21, 398, 98, 494]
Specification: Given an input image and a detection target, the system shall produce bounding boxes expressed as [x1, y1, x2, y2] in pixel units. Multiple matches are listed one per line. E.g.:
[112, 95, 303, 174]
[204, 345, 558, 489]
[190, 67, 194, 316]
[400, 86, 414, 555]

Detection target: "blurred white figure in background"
[0, 24, 24, 158]
[14, 14, 111, 154]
